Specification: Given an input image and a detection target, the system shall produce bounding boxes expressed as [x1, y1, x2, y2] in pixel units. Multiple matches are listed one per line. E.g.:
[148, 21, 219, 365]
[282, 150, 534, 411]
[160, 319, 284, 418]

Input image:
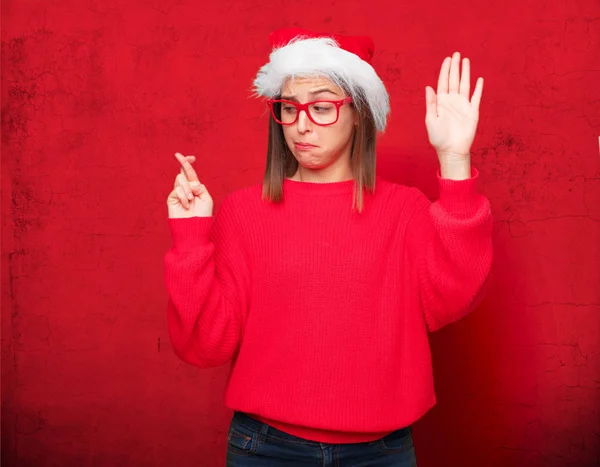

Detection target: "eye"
[311, 103, 334, 113]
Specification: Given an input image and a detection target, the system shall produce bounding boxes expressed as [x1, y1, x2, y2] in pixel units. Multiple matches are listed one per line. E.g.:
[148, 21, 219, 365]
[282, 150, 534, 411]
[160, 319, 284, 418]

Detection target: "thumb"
[425, 86, 437, 120]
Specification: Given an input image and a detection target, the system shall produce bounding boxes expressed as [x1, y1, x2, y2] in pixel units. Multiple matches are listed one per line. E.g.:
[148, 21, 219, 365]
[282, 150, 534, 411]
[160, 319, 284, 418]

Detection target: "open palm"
[425, 52, 484, 159]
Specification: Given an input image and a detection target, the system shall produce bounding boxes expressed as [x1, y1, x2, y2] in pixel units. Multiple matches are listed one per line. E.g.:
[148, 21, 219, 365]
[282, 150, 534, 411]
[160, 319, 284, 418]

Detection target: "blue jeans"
[226, 411, 418, 466]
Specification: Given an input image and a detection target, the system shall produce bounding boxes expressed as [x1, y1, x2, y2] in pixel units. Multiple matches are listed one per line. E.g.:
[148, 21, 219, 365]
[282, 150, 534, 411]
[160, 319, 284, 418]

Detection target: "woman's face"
[280, 76, 357, 174]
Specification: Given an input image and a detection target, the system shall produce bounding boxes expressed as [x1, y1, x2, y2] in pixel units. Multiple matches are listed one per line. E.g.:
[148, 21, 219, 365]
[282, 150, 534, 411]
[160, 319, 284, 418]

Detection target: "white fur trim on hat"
[253, 37, 390, 132]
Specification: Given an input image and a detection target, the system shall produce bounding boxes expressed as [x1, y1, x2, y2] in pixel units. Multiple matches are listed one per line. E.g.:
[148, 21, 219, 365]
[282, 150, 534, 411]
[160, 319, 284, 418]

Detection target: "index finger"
[174, 152, 199, 182]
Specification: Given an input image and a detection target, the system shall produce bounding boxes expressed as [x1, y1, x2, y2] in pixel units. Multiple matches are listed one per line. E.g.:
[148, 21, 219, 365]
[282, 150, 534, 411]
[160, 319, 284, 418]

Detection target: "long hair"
[261, 87, 378, 213]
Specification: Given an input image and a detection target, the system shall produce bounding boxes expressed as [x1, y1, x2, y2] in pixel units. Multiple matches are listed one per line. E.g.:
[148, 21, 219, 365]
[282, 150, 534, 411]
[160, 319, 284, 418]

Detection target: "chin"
[297, 159, 328, 171]
[293, 152, 325, 168]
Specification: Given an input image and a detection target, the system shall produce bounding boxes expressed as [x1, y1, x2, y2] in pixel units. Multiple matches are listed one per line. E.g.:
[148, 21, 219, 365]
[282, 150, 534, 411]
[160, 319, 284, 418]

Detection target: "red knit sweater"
[164, 168, 493, 444]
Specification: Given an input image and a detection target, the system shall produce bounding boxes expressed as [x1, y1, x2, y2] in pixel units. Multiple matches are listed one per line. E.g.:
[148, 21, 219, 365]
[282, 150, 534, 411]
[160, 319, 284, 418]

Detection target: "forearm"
[408, 169, 493, 331]
[418, 197, 493, 331]
[164, 217, 245, 368]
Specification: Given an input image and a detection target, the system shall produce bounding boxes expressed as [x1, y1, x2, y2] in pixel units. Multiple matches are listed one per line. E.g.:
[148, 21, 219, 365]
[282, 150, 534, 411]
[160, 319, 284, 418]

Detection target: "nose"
[296, 108, 312, 133]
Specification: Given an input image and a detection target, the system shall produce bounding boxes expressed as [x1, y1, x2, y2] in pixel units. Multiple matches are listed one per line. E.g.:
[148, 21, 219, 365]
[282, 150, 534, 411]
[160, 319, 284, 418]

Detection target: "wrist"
[438, 153, 471, 180]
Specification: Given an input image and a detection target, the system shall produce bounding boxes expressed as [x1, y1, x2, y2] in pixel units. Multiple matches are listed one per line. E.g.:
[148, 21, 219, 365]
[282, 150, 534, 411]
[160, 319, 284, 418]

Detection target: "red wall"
[2, 1, 599, 466]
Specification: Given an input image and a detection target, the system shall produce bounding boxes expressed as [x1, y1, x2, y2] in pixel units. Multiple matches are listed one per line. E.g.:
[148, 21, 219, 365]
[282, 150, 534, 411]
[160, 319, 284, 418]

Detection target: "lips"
[294, 142, 317, 149]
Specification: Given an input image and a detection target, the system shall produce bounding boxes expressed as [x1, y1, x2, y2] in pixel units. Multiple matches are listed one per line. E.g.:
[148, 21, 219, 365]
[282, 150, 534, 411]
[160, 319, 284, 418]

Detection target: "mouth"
[294, 142, 317, 150]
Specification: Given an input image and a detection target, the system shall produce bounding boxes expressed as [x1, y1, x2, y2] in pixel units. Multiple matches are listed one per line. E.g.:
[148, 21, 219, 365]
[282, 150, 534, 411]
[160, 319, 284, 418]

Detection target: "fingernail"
[188, 193, 193, 200]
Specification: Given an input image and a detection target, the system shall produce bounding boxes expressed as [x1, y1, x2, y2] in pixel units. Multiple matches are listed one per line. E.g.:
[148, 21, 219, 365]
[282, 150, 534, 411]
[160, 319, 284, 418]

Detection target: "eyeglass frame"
[266, 96, 353, 126]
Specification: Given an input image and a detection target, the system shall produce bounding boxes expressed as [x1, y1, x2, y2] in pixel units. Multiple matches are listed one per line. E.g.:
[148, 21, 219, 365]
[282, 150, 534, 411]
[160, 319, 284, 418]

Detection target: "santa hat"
[253, 27, 390, 132]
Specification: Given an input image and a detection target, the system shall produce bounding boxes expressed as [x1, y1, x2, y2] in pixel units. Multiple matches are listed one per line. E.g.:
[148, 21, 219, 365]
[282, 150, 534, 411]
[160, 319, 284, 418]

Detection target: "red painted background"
[2, 0, 599, 466]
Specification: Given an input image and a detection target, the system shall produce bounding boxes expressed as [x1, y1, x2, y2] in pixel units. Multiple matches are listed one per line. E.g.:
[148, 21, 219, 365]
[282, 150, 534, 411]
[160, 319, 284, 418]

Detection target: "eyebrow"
[280, 87, 341, 101]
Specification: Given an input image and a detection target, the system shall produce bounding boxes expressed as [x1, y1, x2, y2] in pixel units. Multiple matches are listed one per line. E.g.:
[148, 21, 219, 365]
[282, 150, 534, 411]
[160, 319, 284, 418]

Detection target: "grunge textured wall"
[2, 0, 599, 466]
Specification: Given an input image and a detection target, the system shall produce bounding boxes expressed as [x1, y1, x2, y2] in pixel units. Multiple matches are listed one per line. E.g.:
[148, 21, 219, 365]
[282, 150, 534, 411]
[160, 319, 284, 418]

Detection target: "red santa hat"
[253, 27, 390, 132]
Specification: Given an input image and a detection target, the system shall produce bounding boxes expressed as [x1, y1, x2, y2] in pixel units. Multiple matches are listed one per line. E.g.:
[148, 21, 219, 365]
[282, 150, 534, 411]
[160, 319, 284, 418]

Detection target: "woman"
[164, 28, 492, 466]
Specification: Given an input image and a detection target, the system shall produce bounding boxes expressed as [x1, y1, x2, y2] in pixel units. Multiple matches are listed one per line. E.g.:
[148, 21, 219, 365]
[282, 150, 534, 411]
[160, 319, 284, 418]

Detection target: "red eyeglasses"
[267, 97, 353, 126]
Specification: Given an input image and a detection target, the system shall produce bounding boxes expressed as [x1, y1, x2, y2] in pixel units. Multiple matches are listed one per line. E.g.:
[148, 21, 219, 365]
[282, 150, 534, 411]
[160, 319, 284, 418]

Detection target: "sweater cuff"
[168, 216, 214, 250]
[436, 166, 481, 218]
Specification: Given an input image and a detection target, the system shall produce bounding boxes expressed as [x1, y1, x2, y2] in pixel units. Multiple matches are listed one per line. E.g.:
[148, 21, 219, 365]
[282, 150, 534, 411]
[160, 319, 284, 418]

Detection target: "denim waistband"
[231, 411, 334, 446]
[232, 411, 271, 436]
[230, 411, 410, 446]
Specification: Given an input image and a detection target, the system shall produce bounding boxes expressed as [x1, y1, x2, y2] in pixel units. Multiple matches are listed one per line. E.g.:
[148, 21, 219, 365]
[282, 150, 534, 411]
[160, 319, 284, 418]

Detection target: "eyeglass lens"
[278, 102, 339, 125]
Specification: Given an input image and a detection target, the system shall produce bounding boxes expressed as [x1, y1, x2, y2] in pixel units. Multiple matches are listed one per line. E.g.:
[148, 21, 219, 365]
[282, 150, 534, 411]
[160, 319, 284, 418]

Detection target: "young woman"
[165, 28, 492, 466]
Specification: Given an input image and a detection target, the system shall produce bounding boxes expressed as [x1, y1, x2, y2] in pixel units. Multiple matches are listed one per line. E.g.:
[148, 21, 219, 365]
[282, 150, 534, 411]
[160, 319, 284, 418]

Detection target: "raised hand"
[425, 52, 484, 163]
[167, 152, 214, 218]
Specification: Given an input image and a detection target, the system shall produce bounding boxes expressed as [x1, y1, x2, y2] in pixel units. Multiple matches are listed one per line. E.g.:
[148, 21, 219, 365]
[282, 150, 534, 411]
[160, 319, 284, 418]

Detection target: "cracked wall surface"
[1, 0, 599, 466]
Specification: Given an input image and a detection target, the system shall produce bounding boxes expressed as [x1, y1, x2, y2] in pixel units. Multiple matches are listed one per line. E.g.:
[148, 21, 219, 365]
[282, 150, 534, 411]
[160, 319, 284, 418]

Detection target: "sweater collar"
[282, 177, 355, 195]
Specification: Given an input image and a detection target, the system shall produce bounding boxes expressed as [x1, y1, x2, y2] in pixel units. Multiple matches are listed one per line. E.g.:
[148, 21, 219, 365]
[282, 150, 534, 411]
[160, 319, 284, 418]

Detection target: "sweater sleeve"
[406, 167, 493, 332]
[163, 195, 249, 368]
